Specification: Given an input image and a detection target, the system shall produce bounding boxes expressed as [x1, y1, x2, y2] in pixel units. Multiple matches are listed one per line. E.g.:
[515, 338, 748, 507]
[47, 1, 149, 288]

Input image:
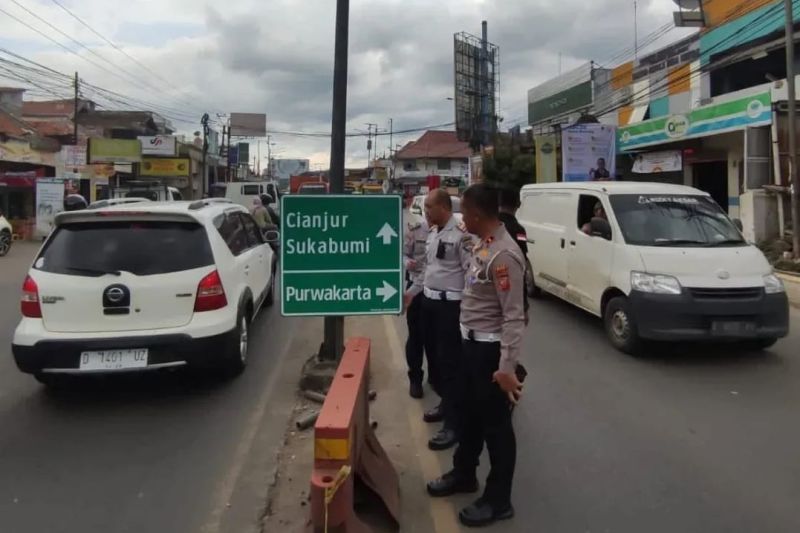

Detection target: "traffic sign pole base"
[320, 316, 345, 361]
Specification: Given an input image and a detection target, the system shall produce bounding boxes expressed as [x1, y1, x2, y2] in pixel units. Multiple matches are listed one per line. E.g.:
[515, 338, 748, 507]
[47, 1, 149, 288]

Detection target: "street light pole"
[321, 0, 349, 361]
[786, 0, 800, 258]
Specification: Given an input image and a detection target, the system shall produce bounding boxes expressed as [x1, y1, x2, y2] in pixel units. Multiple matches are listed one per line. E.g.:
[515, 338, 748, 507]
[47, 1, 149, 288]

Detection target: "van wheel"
[265, 262, 276, 307]
[0, 231, 11, 257]
[604, 296, 643, 355]
[525, 258, 541, 298]
[220, 307, 249, 377]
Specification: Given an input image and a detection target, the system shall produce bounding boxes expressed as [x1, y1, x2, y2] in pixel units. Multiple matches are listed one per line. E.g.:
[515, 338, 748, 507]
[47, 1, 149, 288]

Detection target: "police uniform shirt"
[404, 219, 429, 296]
[413, 215, 474, 295]
[461, 223, 525, 374]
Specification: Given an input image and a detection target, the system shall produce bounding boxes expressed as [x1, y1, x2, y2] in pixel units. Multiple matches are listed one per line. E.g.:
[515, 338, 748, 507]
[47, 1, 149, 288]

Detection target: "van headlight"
[764, 273, 785, 294]
[631, 271, 682, 295]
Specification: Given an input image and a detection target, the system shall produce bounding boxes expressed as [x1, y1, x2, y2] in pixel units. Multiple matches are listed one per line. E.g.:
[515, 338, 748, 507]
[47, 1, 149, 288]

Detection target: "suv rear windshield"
[35, 221, 214, 276]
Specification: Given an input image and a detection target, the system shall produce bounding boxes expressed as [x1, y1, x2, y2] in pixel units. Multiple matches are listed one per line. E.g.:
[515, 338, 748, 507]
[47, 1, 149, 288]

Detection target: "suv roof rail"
[188, 198, 234, 210]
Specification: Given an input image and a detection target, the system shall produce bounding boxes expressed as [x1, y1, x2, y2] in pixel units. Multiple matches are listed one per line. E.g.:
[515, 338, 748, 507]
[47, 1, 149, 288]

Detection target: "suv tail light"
[194, 270, 227, 312]
[21, 275, 42, 318]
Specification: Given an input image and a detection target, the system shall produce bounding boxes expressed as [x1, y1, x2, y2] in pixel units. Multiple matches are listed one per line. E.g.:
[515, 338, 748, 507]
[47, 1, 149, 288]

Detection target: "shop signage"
[632, 150, 683, 173]
[0, 140, 56, 166]
[140, 157, 190, 177]
[529, 81, 592, 124]
[562, 124, 616, 182]
[618, 91, 771, 151]
[35, 179, 64, 237]
[88, 138, 142, 163]
[535, 134, 558, 183]
[60, 145, 87, 169]
[138, 135, 177, 156]
[281, 195, 403, 316]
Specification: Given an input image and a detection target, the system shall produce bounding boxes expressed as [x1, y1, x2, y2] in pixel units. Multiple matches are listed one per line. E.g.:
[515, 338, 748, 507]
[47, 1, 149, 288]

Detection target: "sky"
[0, 0, 695, 169]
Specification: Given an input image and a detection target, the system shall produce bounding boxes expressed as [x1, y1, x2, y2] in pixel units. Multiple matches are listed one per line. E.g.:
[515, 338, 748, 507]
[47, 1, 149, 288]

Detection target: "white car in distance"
[11, 199, 278, 386]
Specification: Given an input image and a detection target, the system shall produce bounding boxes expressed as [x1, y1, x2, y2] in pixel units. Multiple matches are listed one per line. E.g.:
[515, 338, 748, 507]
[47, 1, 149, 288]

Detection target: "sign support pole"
[321, 0, 350, 361]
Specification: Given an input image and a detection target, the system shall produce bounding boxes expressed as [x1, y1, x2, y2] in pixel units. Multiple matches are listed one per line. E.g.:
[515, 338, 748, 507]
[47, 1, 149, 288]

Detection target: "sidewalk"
[261, 314, 464, 533]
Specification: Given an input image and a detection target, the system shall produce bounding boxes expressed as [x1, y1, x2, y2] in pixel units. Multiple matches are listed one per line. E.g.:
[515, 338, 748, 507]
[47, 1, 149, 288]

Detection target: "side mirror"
[264, 230, 280, 243]
[590, 217, 612, 241]
[733, 218, 744, 232]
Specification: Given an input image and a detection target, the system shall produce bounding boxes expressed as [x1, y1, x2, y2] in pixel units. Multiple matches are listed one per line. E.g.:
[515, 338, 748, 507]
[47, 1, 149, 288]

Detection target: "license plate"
[79, 349, 148, 371]
[711, 321, 757, 336]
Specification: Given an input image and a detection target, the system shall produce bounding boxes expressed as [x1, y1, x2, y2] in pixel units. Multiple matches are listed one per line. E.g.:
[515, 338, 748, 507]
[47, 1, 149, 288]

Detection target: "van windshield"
[609, 194, 746, 247]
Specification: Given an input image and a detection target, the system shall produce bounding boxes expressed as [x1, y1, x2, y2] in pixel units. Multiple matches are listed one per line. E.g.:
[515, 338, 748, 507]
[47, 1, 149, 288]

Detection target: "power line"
[48, 0, 216, 112]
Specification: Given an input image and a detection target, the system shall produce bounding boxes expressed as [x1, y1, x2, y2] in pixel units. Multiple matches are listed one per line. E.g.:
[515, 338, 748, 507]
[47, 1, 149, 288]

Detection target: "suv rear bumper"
[12, 330, 232, 375]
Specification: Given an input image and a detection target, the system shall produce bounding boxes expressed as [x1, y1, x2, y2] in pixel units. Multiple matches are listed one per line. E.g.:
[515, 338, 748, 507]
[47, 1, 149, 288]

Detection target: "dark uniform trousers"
[422, 295, 463, 432]
[453, 339, 516, 507]
[405, 288, 436, 387]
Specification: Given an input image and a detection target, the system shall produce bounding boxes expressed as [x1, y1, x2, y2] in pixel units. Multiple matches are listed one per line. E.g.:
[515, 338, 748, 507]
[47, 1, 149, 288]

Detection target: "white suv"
[12, 199, 277, 385]
[0, 212, 11, 257]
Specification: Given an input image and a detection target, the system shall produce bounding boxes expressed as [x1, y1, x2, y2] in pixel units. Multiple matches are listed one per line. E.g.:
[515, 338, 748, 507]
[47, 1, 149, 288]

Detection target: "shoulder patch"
[494, 263, 511, 291]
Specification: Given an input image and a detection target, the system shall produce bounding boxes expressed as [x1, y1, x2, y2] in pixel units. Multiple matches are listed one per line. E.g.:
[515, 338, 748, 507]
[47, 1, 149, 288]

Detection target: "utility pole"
[267, 134, 273, 179]
[634, 0, 639, 60]
[226, 124, 232, 182]
[321, 0, 349, 361]
[786, 0, 800, 258]
[201, 113, 210, 197]
[72, 72, 79, 145]
[366, 122, 377, 174]
[389, 118, 393, 159]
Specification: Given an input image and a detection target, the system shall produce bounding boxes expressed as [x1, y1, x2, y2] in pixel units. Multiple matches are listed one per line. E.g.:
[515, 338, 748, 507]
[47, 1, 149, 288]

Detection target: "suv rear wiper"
[708, 238, 746, 247]
[64, 266, 122, 276]
[653, 239, 706, 246]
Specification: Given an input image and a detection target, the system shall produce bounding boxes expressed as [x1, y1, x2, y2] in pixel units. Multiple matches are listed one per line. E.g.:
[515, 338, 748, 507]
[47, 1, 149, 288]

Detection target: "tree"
[482, 133, 535, 190]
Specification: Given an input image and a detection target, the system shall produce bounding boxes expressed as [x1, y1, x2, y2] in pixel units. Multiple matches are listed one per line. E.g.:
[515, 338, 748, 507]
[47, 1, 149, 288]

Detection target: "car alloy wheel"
[0, 233, 10, 256]
[238, 316, 249, 363]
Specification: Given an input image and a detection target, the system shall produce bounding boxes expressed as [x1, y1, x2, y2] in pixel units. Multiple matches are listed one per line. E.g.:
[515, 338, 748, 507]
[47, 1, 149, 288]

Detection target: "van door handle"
[560, 238, 565, 249]
[570, 240, 576, 246]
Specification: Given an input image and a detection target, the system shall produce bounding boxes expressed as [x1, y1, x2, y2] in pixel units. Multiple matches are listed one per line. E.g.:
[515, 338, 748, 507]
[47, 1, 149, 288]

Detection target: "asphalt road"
[0, 242, 300, 533]
[490, 293, 800, 533]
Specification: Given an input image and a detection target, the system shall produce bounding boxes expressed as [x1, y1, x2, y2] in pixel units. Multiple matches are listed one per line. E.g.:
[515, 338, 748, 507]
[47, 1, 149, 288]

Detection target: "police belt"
[460, 324, 501, 343]
[423, 287, 463, 301]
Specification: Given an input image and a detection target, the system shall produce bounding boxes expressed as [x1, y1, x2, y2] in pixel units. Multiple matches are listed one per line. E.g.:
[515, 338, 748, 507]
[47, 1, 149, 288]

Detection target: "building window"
[403, 161, 417, 171]
[437, 159, 451, 170]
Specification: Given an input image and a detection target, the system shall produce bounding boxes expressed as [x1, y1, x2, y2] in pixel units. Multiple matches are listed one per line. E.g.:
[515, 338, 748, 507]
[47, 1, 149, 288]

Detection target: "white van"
[519, 182, 789, 353]
[213, 182, 280, 215]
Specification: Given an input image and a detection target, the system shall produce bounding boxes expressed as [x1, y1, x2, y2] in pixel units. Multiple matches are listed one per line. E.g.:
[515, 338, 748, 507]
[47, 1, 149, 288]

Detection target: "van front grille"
[689, 287, 763, 300]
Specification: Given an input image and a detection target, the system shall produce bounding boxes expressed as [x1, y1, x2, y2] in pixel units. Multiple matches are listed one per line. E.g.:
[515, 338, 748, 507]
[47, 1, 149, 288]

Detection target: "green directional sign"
[280, 195, 403, 316]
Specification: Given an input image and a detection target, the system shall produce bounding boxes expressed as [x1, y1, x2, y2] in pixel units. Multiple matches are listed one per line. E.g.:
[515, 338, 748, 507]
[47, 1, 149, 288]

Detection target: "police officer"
[406, 188, 473, 451]
[498, 186, 529, 321]
[426, 183, 525, 528]
[403, 216, 435, 399]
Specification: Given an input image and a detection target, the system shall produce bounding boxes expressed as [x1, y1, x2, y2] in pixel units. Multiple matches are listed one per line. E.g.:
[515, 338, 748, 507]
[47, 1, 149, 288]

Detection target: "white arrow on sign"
[375, 281, 398, 303]
[376, 222, 398, 245]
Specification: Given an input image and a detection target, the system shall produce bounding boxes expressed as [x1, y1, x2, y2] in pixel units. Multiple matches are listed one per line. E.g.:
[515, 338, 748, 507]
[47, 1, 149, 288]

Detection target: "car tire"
[524, 258, 541, 299]
[34, 373, 70, 389]
[220, 306, 249, 377]
[752, 337, 779, 351]
[604, 296, 643, 355]
[265, 262, 276, 307]
[0, 230, 11, 257]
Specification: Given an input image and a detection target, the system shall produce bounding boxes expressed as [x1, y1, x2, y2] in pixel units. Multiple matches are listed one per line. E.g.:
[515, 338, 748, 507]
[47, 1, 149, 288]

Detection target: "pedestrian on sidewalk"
[405, 188, 473, 451]
[403, 217, 435, 399]
[427, 182, 526, 528]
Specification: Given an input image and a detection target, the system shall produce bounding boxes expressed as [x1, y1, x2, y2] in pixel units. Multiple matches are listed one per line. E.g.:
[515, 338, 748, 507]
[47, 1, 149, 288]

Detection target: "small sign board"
[281, 195, 403, 316]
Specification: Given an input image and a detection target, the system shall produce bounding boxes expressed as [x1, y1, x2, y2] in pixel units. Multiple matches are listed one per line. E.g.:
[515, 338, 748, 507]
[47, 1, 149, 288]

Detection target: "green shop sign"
[280, 195, 403, 316]
[529, 81, 592, 124]
[618, 91, 771, 151]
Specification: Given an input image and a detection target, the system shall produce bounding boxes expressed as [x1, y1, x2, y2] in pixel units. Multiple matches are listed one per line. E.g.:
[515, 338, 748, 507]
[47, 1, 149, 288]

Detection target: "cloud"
[1, 0, 690, 168]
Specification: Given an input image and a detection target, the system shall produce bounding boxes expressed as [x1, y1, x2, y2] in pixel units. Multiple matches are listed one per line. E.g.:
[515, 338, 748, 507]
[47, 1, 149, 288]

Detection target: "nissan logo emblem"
[717, 270, 730, 280]
[106, 287, 125, 303]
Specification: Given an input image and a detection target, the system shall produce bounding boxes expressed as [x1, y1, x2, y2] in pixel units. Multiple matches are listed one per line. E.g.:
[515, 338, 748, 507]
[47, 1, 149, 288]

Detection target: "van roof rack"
[188, 198, 233, 210]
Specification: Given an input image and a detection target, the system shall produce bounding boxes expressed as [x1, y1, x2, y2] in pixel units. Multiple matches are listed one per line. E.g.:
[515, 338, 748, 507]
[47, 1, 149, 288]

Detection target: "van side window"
[242, 185, 261, 196]
[578, 194, 611, 239]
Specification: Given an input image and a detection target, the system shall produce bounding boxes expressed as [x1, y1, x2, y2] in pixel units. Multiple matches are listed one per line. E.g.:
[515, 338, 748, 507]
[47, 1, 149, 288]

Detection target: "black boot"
[426, 470, 479, 497]
[409, 381, 424, 399]
[428, 428, 457, 451]
[458, 498, 514, 528]
[423, 403, 444, 423]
